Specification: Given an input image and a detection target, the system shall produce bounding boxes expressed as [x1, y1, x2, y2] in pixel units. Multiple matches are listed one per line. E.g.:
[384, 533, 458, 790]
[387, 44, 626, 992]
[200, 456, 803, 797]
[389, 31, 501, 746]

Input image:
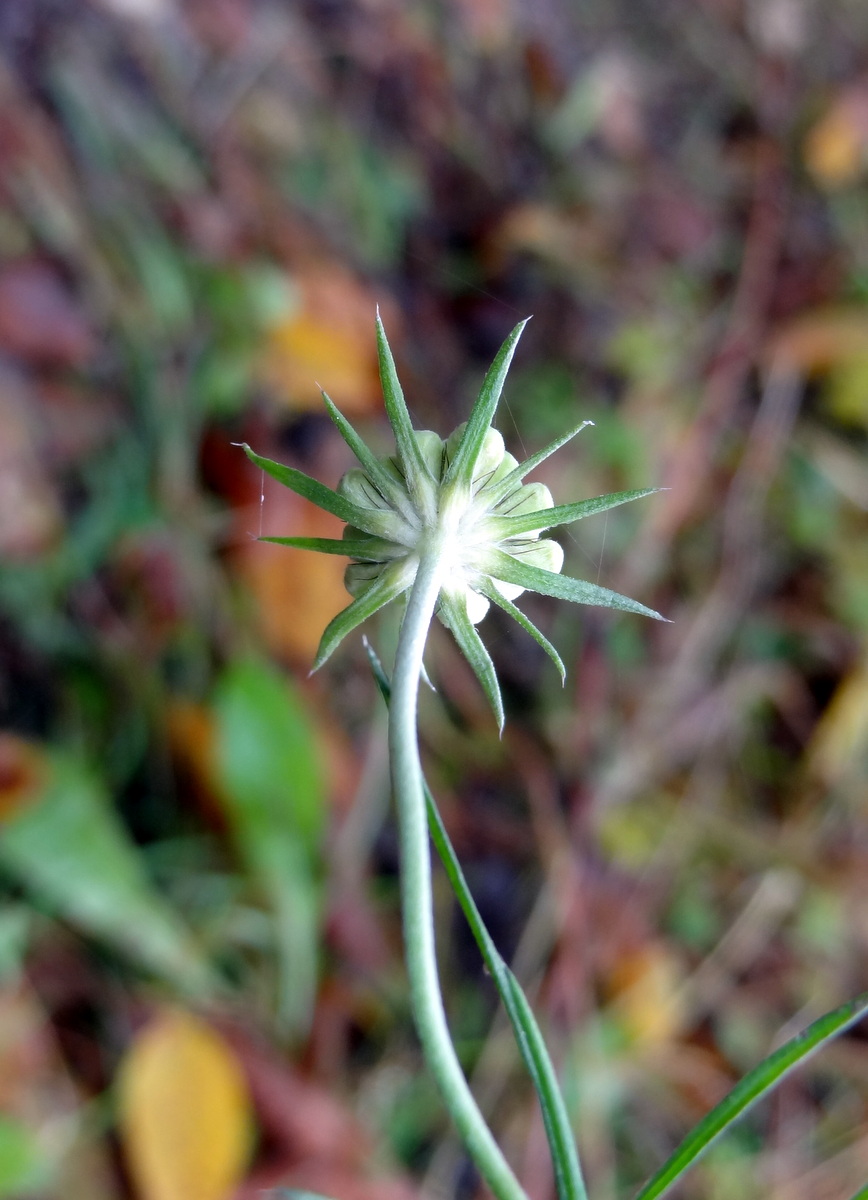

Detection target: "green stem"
[389, 536, 529, 1200]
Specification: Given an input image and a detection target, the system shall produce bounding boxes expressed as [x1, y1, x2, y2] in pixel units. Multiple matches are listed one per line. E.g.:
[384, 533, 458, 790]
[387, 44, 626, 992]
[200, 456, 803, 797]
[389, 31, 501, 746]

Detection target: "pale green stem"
[389, 533, 529, 1200]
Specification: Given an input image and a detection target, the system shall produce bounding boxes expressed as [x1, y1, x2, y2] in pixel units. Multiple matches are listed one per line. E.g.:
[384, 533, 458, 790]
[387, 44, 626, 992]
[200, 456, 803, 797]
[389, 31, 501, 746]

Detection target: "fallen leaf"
[258, 265, 389, 414]
[606, 941, 687, 1048]
[234, 486, 349, 663]
[0, 734, 46, 823]
[0, 752, 213, 995]
[119, 1009, 253, 1200]
[806, 651, 868, 788]
[766, 308, 868, 373]
[804, 86, 868, 188]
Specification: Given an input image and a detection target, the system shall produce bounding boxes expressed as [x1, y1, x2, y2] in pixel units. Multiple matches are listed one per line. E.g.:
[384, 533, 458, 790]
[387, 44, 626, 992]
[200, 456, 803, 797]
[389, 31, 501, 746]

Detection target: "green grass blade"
[362, 640, 588, 1200]
[240, 443, 405, 540]
[320, 389, 416, 520]
[489, 489, 659, 538]
[443, 320, 529, 491]
[261, 535, 404, 560]
[375, 312, 437, 505]
[477, 579, 565, 683]
[483, 548, 667, 621]
[634, 992, 868, 1200]
[312, 561, 413, 670]
[439, 592, 504, 732]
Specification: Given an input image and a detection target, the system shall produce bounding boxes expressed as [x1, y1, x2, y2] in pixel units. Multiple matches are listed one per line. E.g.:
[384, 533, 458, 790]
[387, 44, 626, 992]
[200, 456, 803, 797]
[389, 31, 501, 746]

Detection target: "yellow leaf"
[804, 87, 868, 188]
[257, 264, 386, 413]
[235, 490, 349, 662]
[607, 942, 687, 1048]
[807, 652, 868, 789]
[118, 1009, 253, 1200]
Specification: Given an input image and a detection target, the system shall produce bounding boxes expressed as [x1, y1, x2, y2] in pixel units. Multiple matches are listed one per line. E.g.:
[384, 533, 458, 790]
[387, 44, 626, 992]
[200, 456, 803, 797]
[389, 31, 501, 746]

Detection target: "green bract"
[241, 313, 664, 729]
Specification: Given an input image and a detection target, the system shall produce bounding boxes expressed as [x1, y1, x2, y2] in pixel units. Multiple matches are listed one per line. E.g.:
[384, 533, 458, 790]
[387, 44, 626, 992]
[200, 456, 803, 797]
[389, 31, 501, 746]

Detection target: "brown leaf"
[119, 1009, 253, 1200]
[0, 733, 48, 823]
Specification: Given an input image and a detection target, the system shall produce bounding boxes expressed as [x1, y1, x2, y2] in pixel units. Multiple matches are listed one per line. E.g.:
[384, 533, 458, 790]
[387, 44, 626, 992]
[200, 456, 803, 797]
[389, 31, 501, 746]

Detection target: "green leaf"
[214, 660, 326, 1037]
[239, 443, 406, 541]
[320, 390, 417, 521]
[846, 1184, 868, 1200]
[261, 535, 405, 561]
[362, 640, 588, 1200]
[439, 592, 505, 732]
[485, 420, 595, 505]
[375, 312, 437, 511]
[313, 559, 414, 670]
[443, 319, 530, 492]
[477, 579, 566, 683]
[634, 991, 868, 1200]
[0, 756, 213, 997]
[483, 548, 666, 621]
[489, 489, 659, 538]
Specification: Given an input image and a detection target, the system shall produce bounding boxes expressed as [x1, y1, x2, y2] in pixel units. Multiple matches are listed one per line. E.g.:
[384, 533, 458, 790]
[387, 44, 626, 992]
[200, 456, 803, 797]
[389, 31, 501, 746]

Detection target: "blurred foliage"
[0, 0, 868, 1197]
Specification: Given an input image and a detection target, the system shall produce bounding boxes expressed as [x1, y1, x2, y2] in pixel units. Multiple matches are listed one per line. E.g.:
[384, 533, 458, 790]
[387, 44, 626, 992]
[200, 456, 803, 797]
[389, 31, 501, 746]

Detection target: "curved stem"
[389, 535, 529, 1200]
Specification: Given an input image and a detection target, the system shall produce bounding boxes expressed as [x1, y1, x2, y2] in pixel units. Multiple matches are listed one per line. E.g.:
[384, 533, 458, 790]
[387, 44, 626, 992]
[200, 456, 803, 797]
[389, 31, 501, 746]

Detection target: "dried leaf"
[235, 487, 349, 662]
[119, 1009, 253, 1200]
[257, 266, 387, 413]
[766, 308, 868, 374]
[0, 734, 47, 822]
[607, 942, 687, 1048]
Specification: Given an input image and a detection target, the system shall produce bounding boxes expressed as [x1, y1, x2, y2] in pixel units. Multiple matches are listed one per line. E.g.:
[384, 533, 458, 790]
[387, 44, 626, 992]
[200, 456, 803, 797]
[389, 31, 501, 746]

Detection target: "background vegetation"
[1, 1, 868, 1197]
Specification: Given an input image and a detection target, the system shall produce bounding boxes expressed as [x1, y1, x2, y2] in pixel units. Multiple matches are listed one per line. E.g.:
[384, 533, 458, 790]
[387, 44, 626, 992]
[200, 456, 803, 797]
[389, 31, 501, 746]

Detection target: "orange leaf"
[0, 733, 48, 823]
[258, 264, 388, 413]
[766, 308, 868, 374]
[118, 1009, 253, 1200]
[234, 487, 349, 662]
[607, 942, 687, 1048]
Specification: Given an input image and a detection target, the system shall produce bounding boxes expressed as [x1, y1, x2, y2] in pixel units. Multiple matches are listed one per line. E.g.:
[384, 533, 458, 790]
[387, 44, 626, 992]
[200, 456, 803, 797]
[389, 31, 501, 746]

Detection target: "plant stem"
[389, 536, 529, 1200]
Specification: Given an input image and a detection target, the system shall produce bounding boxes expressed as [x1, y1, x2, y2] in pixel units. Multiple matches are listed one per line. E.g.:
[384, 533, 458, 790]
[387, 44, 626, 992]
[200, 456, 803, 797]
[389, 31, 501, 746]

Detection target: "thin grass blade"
[483, 549, 667, 621]
[634, 992, 868, 1200]
[443, 320, 529, 491]
[362, 639, 588, 1200]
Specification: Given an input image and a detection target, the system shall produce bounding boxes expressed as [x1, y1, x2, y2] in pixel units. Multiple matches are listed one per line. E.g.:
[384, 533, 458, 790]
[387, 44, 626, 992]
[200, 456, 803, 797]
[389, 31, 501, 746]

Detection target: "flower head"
[241, 314, 663, 728]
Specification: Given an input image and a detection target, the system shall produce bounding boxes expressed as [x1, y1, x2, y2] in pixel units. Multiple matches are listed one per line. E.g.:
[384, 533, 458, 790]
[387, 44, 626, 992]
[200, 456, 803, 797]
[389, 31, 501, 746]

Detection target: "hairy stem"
[389, 536, 528, 1200]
